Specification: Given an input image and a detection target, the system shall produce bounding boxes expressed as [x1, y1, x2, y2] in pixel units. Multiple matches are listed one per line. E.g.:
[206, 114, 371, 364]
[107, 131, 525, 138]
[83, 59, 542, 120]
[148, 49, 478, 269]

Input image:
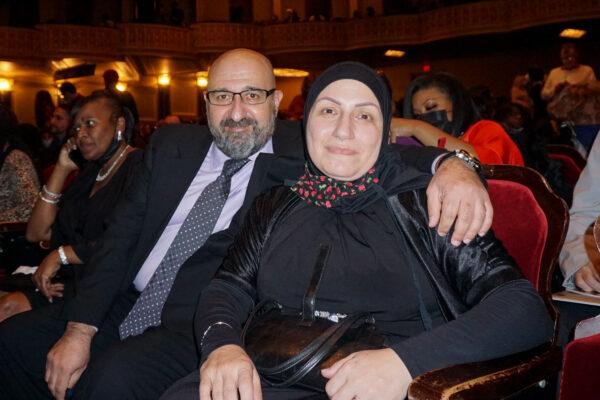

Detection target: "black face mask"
[416, 110, 454, 136]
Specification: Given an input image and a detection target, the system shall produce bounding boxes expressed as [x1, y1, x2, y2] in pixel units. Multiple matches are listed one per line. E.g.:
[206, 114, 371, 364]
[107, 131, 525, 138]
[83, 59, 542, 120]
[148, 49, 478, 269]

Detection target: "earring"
[116, 130, 123, 141]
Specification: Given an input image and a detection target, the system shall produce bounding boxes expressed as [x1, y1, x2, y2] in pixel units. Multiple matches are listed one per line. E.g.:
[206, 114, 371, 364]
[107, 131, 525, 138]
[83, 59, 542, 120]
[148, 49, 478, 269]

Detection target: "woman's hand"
[322, 349, 412, 400]
[574, 263, 600, 293]
[32, 250, 65, 302]
[199, 344, 262, 400]
[56, 137, 79, 172]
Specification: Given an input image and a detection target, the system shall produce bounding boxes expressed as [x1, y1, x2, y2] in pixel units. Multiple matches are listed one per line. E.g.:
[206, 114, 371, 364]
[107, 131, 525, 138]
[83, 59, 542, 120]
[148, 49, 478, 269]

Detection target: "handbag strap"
[301, 243, 331, 325]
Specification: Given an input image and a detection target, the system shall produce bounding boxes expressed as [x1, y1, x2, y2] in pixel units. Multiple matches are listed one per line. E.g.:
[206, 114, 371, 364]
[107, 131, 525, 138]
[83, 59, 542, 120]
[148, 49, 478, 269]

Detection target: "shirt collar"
[206, 137, 274, 171]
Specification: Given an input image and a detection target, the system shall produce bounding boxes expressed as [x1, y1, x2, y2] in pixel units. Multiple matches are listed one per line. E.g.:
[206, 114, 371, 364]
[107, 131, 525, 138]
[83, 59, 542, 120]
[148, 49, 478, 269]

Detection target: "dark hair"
[71, 90, 133, 142]
[0, 105, 27, 154]
[34, 90, 54, 129]
[59, 81, 77, 95]
[403, 72, 481, 137]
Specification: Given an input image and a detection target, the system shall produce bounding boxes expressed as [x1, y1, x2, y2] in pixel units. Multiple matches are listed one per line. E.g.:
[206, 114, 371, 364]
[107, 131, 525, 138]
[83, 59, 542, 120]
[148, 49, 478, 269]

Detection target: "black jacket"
[196, 185, 553, 376]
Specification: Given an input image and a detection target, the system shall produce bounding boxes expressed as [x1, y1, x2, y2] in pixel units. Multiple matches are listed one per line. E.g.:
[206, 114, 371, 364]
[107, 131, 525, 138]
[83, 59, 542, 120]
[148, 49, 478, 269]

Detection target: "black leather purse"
[242, 244, 385, 392]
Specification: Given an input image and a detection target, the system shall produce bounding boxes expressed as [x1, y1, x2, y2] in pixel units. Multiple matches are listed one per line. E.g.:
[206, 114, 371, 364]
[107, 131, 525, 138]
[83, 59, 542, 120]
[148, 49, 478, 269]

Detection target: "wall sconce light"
[158, 73, 171, 86]
[116, 82, 127, 92]
[196, 72, 208, 88]
[0, 78, 14, 92]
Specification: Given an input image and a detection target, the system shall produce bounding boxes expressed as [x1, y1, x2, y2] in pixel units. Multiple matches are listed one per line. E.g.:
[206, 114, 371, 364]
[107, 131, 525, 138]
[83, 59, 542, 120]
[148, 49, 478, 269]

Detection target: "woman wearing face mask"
[162, 62, 552, 400]
[0, 91, 141, 321]
[392, 72, 524, 166]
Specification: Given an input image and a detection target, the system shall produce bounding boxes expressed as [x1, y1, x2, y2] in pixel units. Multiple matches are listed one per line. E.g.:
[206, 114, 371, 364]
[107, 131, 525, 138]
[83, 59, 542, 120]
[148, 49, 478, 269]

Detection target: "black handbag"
[242, 244, 385, 392]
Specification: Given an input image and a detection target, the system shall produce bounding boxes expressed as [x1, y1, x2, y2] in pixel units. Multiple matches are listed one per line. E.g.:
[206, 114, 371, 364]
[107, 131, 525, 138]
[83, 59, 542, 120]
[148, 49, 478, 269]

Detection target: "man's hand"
[32, 250, 64, 302]
[428, 157, 493, 246]
[322, 349, 412, 400]
[199, 344, 262, 400]
[575, 263, 600, 293]
[46, 322, 95, 400]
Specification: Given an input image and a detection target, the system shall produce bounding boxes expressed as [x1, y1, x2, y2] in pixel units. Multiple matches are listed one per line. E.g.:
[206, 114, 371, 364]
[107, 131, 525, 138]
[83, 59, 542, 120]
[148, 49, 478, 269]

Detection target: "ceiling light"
[385, 50, 406, 58]
[157, 73, 171, 86]
[560, 29, 586, 39]
[116, 82, 127, 92]
[273, 68, 309, 78]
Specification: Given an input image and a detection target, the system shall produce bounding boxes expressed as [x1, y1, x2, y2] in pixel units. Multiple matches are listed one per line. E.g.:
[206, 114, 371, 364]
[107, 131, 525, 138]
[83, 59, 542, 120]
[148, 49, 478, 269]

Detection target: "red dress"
[462, 120, 524, 166]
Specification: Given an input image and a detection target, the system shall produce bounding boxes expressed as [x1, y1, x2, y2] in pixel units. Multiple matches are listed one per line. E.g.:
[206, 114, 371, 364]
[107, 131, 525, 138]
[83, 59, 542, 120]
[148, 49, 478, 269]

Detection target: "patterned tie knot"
[222, 158, 250, 178]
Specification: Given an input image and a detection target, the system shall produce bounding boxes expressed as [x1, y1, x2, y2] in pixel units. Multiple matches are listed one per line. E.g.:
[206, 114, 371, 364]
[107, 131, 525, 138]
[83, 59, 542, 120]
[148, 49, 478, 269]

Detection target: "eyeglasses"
[206, 88, 276, 106]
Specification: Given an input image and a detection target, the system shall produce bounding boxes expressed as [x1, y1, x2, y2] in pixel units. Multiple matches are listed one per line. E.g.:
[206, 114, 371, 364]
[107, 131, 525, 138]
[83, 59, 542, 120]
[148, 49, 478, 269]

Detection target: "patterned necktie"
[119, 157, 250, 339]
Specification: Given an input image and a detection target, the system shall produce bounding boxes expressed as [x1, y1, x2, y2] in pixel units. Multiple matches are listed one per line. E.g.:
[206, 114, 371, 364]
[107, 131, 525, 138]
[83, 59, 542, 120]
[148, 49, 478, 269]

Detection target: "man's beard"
[208, 108, 276, 159]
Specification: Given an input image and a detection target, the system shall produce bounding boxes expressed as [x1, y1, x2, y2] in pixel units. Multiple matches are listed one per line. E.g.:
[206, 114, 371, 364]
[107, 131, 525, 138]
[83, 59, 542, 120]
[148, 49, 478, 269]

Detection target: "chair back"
[483, 165, 569, 343]
[546, 144, 586, 187]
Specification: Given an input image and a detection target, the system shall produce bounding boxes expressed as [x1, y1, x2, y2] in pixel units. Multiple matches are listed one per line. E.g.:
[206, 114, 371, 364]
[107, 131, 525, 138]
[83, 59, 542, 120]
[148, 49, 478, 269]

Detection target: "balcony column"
[253, 0, 274, 22]
[196, 0, 230, 22]
[331, 0, 351, 19]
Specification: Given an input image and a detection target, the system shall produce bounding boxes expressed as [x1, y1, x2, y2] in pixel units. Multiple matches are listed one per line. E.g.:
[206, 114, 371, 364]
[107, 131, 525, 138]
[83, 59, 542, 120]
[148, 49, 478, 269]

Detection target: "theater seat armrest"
[407, 344, 561, 400]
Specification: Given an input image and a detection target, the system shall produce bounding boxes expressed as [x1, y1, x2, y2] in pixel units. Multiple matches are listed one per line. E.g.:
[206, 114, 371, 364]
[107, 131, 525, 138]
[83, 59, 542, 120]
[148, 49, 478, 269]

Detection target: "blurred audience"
[285, 73, 316, 120]
[541, 42, 597, 101]
[548, 82, 600, 155]
[393, 72, 524, 165]
[103, 69, 140, 125]
[495, 102, 570, 200]
[0, 106, 39, 223]
[33, 90, 54, 132]
[58, 82, 83, 110]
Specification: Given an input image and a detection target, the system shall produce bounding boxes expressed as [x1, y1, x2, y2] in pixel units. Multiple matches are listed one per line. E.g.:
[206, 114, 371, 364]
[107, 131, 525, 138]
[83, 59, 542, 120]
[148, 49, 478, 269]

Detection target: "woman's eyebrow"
[316, 96, 341, 105]
[355, 101, 379, 108]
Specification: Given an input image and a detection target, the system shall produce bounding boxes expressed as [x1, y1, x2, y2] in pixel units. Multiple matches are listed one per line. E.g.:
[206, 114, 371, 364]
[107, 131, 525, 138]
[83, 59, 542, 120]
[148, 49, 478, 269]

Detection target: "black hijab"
[294, 61, 430, 213]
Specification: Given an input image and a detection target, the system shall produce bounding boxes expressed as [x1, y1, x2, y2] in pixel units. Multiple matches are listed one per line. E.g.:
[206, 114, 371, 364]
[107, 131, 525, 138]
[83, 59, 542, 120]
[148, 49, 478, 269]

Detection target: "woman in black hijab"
[162, 62, 553, 400]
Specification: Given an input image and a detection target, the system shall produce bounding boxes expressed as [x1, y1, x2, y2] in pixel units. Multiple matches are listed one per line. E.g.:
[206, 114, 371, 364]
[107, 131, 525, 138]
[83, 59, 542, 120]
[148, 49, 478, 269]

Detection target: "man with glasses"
[0, 49, 492, 400]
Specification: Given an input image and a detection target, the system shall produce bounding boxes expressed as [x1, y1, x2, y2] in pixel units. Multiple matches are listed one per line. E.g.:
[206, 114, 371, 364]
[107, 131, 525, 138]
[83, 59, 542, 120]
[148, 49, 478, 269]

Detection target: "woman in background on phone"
[0, 91, 141, 321]
[391, 72, 525, 166]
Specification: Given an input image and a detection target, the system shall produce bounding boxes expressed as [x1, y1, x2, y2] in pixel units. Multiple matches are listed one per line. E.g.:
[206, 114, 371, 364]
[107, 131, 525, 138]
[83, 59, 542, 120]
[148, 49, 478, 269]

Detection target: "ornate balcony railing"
[37, 24, 119, 59]
[120, 23, 192, 56]
[0, 0, 598, 61]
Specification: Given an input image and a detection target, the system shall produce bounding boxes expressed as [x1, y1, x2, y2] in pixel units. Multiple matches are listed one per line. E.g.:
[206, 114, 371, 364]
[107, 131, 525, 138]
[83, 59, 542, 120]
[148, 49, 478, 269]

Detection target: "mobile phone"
[69, 148, 86, 168]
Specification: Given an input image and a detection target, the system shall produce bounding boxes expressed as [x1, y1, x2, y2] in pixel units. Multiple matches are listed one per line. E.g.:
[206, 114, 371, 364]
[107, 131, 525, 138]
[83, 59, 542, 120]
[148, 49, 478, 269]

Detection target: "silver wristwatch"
[453, 149, 482, 173]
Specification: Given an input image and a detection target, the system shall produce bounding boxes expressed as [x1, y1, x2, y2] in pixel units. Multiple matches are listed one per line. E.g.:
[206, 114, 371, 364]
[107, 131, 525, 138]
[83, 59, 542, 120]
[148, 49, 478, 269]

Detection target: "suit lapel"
[139, 133, 212, 258]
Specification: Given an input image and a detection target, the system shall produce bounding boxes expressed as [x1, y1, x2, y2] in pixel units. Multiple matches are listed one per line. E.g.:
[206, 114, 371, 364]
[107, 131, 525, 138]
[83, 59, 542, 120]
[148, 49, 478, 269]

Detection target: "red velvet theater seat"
[560, 332, 600, 400]
[408, 164, 568, 400]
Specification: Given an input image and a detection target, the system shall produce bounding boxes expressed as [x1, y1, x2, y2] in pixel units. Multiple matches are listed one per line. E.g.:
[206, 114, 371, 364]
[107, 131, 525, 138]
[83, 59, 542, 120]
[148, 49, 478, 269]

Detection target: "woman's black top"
[196, 184, 553, 378]
[49, 150, 142, 262]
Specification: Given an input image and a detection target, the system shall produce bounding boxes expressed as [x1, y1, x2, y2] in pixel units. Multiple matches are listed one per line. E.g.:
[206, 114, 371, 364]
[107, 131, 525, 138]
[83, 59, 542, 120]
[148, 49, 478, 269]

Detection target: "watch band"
[454, 149, 482, 172]
[435, 149, 481, 173]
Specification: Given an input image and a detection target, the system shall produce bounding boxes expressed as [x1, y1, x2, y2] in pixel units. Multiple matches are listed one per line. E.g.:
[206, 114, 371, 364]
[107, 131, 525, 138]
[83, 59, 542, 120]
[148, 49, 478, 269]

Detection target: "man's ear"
[272, 89, 283, 109]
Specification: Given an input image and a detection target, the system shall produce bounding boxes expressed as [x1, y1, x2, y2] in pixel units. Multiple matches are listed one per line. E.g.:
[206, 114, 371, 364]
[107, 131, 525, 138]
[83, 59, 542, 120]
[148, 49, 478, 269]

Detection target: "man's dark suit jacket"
[61, 120, 443, 338]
